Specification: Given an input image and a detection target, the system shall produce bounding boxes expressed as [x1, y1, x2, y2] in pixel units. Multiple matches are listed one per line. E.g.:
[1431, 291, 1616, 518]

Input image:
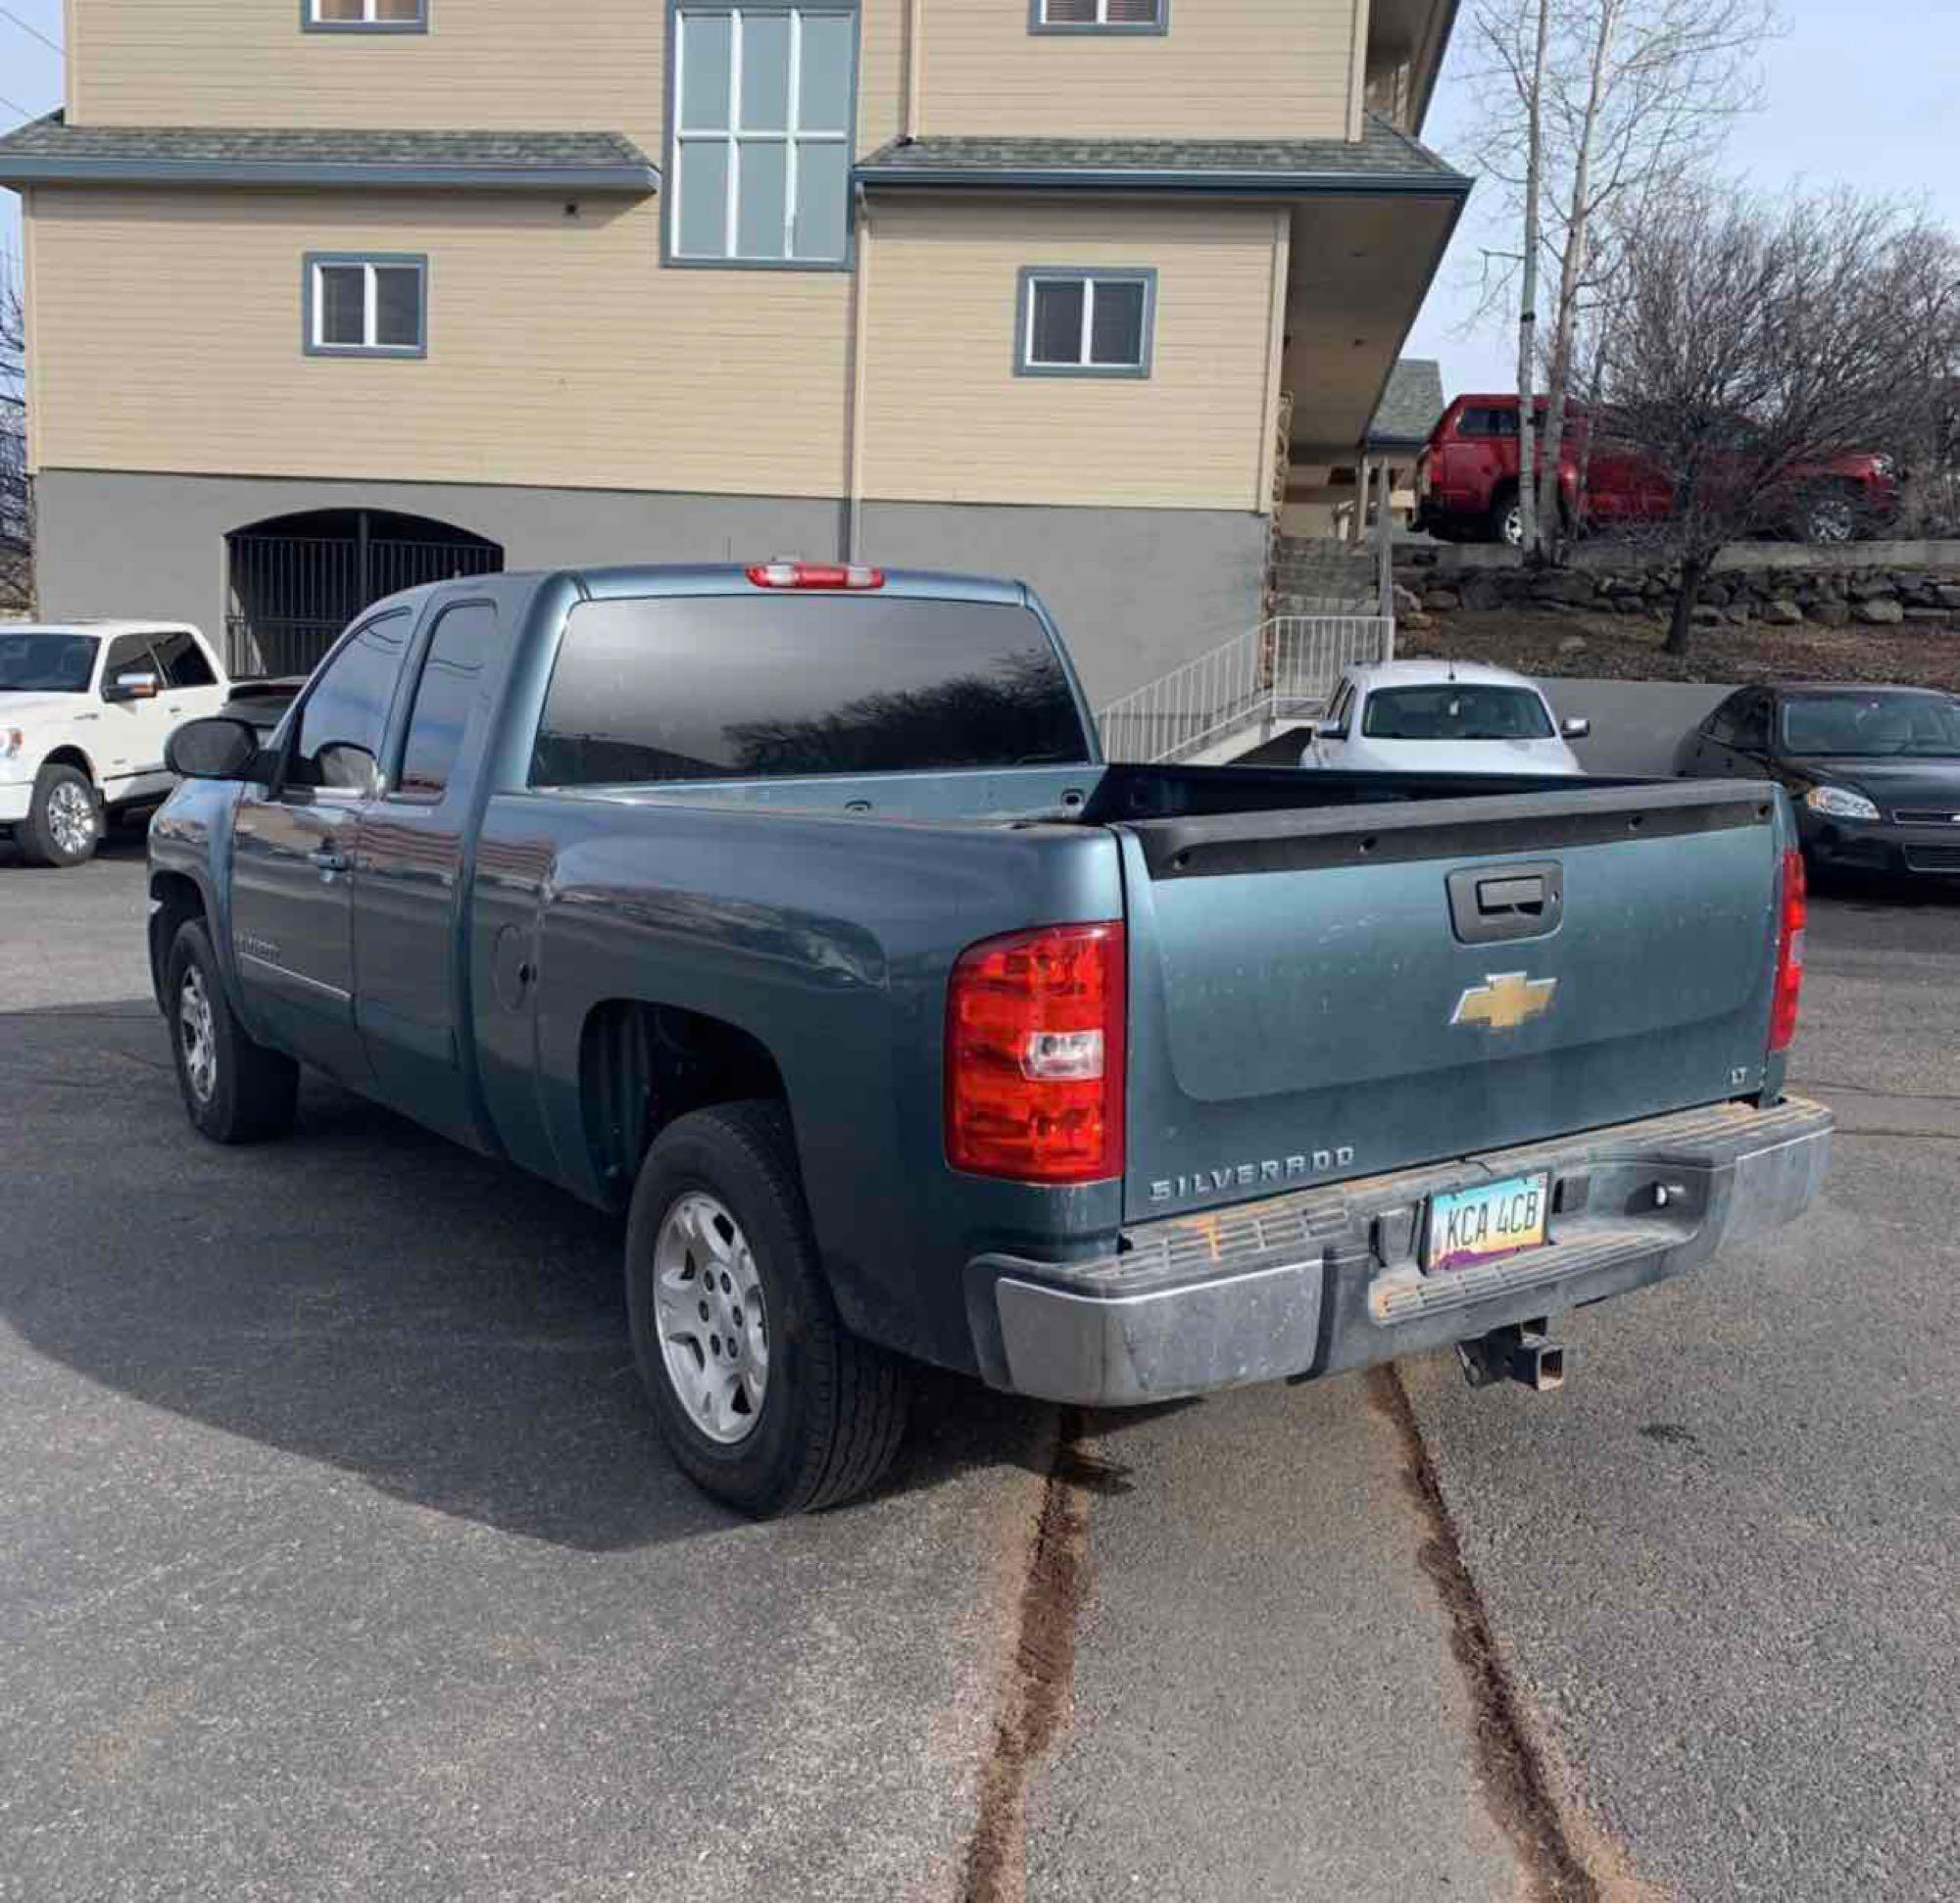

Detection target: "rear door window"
[530, 594, 1090, 786]
[396, 600, 500, 801]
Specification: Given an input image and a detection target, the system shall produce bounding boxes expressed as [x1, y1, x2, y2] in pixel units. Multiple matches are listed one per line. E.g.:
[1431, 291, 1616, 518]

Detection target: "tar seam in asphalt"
[1368, 1364, 1603, 1903]
[959, 1409, 1095, 1903]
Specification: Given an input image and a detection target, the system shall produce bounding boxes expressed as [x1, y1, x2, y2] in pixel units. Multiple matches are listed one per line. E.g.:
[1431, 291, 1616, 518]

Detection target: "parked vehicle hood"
[1364, 737, 1584, 776]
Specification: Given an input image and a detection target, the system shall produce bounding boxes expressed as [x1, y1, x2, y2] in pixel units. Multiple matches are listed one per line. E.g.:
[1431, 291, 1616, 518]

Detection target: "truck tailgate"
[1116, 781, 1784, 1218]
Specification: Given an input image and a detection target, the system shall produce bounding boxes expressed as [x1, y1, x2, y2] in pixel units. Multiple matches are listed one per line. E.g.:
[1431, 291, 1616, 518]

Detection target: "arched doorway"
[224, 509, 504, 677]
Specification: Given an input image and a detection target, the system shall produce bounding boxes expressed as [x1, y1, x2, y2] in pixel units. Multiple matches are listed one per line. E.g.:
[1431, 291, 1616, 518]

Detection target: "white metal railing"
[1096, 614, 1394, 763]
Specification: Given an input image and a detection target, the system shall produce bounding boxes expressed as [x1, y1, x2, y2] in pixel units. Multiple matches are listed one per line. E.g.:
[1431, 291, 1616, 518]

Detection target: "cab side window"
[103, 633, 160, 687]
[396, 601, 500, 802]
[149, 630, 218, 689]
[292, 611, 411, 793]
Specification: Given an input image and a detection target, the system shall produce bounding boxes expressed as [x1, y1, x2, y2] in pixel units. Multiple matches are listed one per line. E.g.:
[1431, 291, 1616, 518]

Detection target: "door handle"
[1478, 875, 1545, 915]
[310, 847, 351, 874]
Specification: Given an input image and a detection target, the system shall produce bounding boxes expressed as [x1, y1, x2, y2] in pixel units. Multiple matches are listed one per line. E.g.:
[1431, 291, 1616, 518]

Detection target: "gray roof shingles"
[0, 115, 659, 190]
[1369, 358, 1446, 445]
[857, 115, 1468, 192]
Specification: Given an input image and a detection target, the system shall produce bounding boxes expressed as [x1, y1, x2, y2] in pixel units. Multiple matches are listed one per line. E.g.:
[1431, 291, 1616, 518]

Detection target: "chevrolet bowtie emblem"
[1452, 972, 1559, 1031]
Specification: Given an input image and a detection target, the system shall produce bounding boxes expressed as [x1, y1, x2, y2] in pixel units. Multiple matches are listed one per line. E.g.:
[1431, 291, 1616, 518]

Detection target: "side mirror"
[166, 715, 267, 782]
[1561, 716, 1592, 741]
[105, 665, 161, 704]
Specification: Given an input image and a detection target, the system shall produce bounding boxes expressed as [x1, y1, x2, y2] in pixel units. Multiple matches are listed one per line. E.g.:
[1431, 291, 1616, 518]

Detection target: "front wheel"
[18, 763, 101, 867]
[625, 1101, 910, 1516]
[166, 919, 300, 1144]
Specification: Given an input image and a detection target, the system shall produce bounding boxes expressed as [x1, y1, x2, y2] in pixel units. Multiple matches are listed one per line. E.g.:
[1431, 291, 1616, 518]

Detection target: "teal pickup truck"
[148, 561, 1831, 1515]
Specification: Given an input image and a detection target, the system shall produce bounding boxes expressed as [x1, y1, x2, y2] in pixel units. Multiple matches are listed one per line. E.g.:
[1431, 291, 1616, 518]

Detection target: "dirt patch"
[960, 1412, 1093, 1903]
[1401, 608, 1960, 690]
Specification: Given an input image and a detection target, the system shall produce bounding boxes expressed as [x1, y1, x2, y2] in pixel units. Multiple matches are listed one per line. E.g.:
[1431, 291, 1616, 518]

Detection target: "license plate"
[1423, 1172, 1550, 1274]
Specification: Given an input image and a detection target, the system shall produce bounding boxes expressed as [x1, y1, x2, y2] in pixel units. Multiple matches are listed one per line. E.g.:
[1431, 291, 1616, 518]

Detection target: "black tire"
[165, 919, 300, 1145]
[625, 1101, 910, 1517]
[17, 763, 102, 868]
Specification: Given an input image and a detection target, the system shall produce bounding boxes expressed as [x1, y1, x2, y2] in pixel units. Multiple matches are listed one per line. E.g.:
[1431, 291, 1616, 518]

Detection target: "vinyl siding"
[859, 198, 1285, 512]
[919, 0, 1358, 141]
[27, 188, 856, 498]
[66, 1, 1357, 152]
[67, 0, 905, 164]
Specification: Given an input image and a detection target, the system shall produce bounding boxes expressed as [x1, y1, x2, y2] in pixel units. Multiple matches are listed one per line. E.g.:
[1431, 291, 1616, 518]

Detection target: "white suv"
[0, 621, 230, 866]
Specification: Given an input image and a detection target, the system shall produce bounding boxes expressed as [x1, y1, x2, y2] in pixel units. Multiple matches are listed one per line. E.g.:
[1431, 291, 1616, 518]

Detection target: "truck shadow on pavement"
[0, 999, 1054, 1552]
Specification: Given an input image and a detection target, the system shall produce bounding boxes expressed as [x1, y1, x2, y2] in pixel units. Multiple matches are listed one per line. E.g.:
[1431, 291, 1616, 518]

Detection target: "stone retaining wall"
[1394, 546, 1960, 633]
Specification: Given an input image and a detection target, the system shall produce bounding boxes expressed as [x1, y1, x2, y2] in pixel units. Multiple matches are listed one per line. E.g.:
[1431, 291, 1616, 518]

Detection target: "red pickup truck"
[1414, 395, 1899, 548]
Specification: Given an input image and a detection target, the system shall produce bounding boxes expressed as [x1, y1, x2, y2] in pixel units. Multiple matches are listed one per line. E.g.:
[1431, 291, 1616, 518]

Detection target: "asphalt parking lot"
[3, 833, 1956, 1902]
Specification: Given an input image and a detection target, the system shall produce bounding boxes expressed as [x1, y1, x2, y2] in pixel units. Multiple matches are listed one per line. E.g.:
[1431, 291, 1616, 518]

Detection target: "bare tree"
[0, 253, 28, 613]
[1469, 0, 1779, 559]
[1583, 185, 1934, 656]
[1882, 226, 1960, 534]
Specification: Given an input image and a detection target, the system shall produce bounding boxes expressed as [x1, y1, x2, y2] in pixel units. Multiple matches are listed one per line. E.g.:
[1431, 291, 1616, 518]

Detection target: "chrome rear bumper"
[969, 1096, 1833, 1407]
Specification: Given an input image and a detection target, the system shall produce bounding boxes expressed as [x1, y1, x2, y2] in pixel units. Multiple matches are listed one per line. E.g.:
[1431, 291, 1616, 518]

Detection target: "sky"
[3, 0, 1957, 390]
[1404, 0, 1960, 394]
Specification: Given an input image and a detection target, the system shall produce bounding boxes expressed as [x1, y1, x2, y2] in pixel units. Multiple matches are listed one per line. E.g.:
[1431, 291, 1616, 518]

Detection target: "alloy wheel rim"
[46, 780, 96, 857]
[1502, 505, 1524, 547]
[178, 966, 219, 1103]
[653, 1192, 769, 1445]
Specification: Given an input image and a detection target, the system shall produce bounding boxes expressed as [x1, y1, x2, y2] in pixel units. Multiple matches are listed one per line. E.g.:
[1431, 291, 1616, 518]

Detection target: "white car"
[0, 621, 230, 866]
[1299, 661, 1589, 776]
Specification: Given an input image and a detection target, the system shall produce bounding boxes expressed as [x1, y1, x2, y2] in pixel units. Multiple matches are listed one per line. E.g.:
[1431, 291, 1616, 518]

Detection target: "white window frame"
[669, 3, 858, 268]
[304, 255, 428, 359]
[304, 0, 429, 33]
[1031, 0, 1168, 35]
[1016, 268, 1157, 379]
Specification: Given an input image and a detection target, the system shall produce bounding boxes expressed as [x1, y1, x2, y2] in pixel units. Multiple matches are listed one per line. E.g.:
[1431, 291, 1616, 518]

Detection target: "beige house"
[3, 0, 1465, 704]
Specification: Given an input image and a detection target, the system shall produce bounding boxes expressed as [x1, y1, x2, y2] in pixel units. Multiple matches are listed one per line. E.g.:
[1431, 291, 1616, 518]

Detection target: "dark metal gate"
[225, 511, 504, 677]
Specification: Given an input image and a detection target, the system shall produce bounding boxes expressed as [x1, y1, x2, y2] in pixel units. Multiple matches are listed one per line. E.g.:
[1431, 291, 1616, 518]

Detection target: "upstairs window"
[305, 255, 427, 359]
[1032, 0, 1167, 33]
[307, 0, 428, 31]
[671, 4, 858, 268]
[1017, 268, 1155, 378]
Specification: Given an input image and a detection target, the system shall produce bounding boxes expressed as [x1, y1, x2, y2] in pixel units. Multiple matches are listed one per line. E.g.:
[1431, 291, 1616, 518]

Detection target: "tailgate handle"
[1448, 862, 1563, 945]
[1478, 875, 1546, 915]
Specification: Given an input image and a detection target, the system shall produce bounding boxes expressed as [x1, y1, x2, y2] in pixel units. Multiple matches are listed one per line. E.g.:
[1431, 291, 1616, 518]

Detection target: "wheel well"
[40, 746, 96, 783]
[578, 1000, 789, 1198]
[147, 871, 208, 1005]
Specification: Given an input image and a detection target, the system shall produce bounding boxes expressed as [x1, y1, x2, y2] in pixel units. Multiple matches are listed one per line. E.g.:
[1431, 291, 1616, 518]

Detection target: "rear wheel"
[1801, 490, 1858, 544]
[625, 1101, 910, 1516]
[18, 764, 101, 868]
[166, 919, 300, 1144]
[1491, 488, 1526, 548]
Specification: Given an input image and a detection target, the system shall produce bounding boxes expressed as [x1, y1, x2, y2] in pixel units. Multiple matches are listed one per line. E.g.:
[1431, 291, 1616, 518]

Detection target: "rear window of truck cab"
[529, 594, 1090, 786]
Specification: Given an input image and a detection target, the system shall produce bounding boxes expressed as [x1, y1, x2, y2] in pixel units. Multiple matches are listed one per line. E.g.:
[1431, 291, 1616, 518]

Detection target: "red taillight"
[745, 560, 885, 590]
[1769, 848, 1806, 1053]
[946, 922, 1125, 1184]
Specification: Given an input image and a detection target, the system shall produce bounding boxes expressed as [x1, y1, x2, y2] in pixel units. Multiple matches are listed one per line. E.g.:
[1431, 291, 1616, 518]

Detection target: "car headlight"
[0, 728, 23, 762]
[1805, 784, 1880, 821]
